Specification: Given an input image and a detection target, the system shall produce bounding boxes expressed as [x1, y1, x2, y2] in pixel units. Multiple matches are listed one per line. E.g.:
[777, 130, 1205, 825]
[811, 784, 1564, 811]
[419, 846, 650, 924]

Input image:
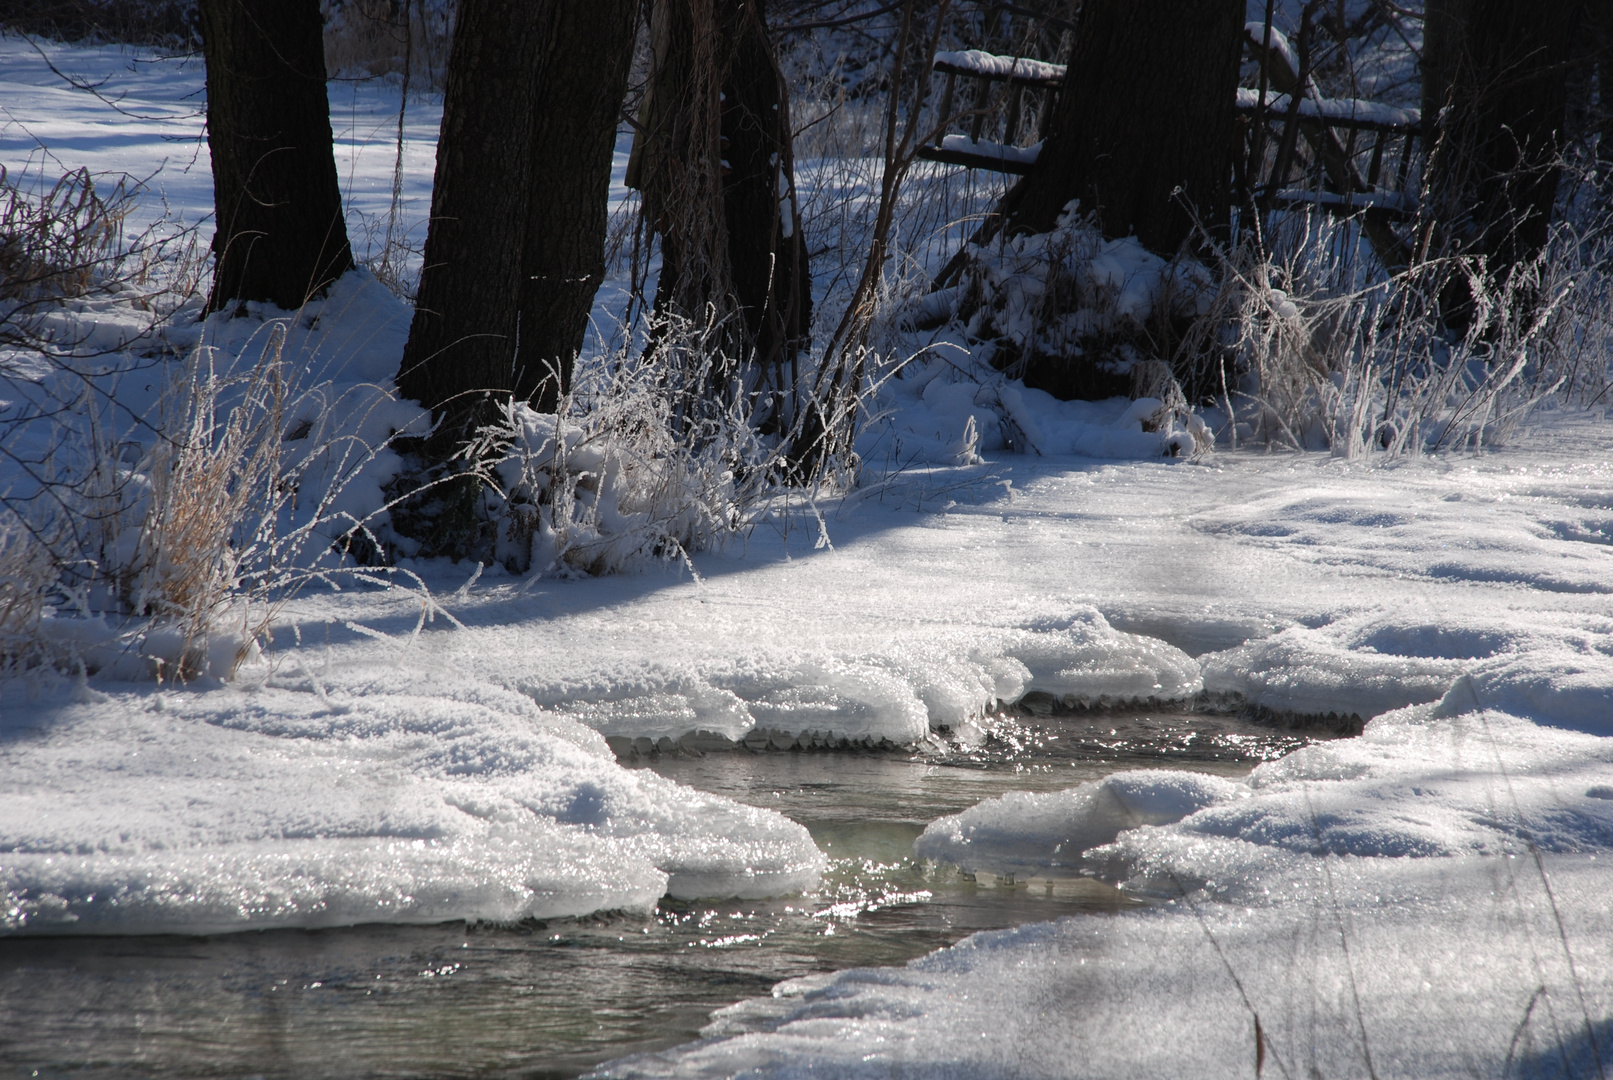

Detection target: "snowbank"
[1202, 609, 1613, 735]
[0, 667, 824, 935]
[598, 854, 1612, 1079]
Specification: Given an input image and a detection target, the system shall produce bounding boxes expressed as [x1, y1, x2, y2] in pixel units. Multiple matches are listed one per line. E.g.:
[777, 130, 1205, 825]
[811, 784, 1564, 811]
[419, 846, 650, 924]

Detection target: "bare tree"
[628, 0, 811, 394]
[517, 0, 640, 412]
[199, 0, 354, 313]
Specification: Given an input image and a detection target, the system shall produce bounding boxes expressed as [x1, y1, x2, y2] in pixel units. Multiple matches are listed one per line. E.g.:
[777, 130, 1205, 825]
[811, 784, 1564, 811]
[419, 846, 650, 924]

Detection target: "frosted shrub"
[952, 202, 1215, 369]
[0, 511, 54, 674]
[472, 314, 774, 577]
[1217, 212, 1606, 456]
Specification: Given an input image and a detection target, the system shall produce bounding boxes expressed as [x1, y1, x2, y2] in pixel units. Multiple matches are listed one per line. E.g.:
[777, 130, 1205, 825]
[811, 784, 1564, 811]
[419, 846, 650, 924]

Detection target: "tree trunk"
[516, 0, 641, 412]
[399, 0, 640, 447]
[1421, 0, 1583, 284]
[199, 0, 354, 313]
[1006, 0, 1244, 255]
[717, 0, 811, 378]
[630, 0, 811, 382]
[397, 0, 545, 446]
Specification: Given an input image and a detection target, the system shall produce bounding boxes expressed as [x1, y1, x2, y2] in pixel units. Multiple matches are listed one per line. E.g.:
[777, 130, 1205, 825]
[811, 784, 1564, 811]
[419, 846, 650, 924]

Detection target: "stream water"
[0, 709, 1333, 1079]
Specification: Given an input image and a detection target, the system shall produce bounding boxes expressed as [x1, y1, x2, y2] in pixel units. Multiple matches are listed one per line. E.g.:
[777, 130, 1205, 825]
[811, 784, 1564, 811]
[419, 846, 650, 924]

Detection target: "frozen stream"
[0, 710, 1336, 1079]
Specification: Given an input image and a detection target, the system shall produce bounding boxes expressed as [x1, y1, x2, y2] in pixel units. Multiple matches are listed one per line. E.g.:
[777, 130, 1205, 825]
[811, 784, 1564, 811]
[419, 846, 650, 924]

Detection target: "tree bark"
[717, 0, 811, 375]
[199, 0, 353, 313]
[516, 0, 641, 412]
[399, 0, 640, 448]
[397, 0, 543, 445]
[630, 0, 811, 380]
[1421, 0, 1584, 282]
[1006, 0, 1245, 255]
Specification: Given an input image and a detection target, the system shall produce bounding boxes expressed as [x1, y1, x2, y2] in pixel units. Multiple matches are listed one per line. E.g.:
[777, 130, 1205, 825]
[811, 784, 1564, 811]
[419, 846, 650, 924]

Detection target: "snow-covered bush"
[1216, 211, 1612, 456]
[468, 312, 777, 577]
[951, 201, 1216, 378]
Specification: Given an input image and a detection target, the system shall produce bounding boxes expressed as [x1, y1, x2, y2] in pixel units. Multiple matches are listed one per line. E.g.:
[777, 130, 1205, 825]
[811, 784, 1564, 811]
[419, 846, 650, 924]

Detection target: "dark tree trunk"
[630, 0, 811, 380]
[1421, 0, 1583, 283]
[632, 0, 732, 333]
[397, 0, 544, 445]
[718, 0, 811, 376]
[399, 0, 640, 448]
[1006, 0, 1244, 255]
[199, 0, 354, 313]
[516, 0, 640, 412]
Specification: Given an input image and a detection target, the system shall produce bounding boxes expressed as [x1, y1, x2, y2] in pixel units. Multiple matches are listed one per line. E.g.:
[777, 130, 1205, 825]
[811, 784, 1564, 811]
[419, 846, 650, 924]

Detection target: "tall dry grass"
[1196, 207, 1612, 456]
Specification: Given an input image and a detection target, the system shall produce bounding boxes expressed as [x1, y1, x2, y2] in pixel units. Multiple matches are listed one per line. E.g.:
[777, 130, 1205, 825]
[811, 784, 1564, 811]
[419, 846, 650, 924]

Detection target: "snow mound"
[992, 608, 1203, 705]
[1108, 700, 1613, 899]
[0, 669, 824, 935]
[914, 770, 1243, 878]
[1203, 610, 1613, 734]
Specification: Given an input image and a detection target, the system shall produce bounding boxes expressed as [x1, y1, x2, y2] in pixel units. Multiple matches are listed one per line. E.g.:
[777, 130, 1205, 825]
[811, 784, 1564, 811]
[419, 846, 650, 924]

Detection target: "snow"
[937, 134, 1042, 167]
[1244, 19, 1303, 80]
[1, 666, 824, 934]
[914, 770, 1245, 878]
[1236, 86, 1422, 130]
[932, 50, 1065, 85]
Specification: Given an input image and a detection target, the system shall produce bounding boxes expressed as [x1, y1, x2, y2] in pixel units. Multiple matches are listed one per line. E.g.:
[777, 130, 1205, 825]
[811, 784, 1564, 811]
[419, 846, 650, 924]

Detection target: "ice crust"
[0, 669, 824, 934]
[526, 607, 1203, 748]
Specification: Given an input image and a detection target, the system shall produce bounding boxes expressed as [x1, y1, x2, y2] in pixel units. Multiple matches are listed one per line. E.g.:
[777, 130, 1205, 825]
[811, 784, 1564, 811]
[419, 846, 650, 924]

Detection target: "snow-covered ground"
[4, 33, 1613, 1078]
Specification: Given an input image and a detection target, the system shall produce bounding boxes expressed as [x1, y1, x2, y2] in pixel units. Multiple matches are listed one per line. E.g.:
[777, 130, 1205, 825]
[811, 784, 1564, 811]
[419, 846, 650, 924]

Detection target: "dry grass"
[1195, 208, 1611, 456]
[0, 166, 132, 304]
[322, 0, 452, 91]
[470, 310, 773, 578]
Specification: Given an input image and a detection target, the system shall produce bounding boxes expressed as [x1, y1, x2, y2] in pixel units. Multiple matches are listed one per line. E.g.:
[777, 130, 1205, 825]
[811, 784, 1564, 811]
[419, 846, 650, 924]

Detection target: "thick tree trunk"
[199, 0, 353, 313]
[397, 0, 544, 445]
[1006, 0, 1244, 255]
[631, 0, 811, 380]
[717, 0, 811, 376]
[516, 0, 640, 412]
[399, 0, 640, 449]
[1421, 0, 1583, 283]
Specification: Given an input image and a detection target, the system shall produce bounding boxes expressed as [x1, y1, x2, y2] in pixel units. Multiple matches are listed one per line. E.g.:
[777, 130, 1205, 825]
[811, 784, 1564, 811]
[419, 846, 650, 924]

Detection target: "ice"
[521, 609, 1201, 747]
[914, 770, 1244, 878]
[0, 668, 824, 934]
